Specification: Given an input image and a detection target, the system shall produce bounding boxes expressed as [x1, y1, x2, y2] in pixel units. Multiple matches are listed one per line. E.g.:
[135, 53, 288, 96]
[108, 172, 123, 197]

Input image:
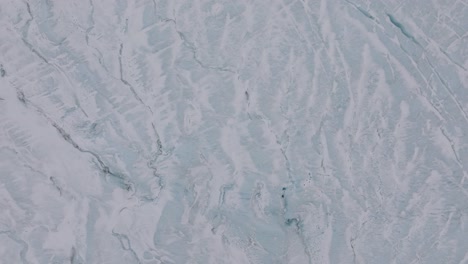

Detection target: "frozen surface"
[0, 0, 467, 263]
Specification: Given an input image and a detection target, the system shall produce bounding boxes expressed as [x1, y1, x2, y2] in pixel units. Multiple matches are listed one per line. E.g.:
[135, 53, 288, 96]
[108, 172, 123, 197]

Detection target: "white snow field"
[0, 0, 467, 263]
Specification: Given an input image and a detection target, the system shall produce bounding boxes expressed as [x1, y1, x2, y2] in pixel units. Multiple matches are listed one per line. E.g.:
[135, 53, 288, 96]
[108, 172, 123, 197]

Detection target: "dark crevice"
[285, 216, 313, 264]
[391, 38, 466, 125]
[439, 48, 467, 71]
[350, 237, 357, 264]
[51, 122, 133, 191]
[14, 88, 134, 191]
[142, 124, 165, 203]
[85, 0, 112, 74]
[0, 64, 6, 77]
[118, 43, 156, 116]
[112, 230, 142, 264]
[345, 0, 375, 21]
[21, 38, 49, 64]
[70, 246, 78, 264]
[49, 176, 63, 196]
[85, 0, 95, 46]
[119, 44, 145, 105]
[0, 230, 31, 264]
[387, 14, 421, 47]
[440, 127, 463, 166]
[168, 16, 236, 73]
[118, 46, 166, 202]
[425, 58, 468, 123]
[17, 90, 27, 104]
[21, 2, 50, 64]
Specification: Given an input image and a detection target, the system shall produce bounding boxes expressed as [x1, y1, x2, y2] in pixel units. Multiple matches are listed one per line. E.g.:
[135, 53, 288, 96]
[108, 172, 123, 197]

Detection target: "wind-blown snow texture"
[0, 0, 467, 263]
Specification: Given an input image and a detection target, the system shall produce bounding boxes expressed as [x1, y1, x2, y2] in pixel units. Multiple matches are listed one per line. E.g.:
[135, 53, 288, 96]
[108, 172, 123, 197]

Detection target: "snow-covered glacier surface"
[0, 0, 467, 263]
